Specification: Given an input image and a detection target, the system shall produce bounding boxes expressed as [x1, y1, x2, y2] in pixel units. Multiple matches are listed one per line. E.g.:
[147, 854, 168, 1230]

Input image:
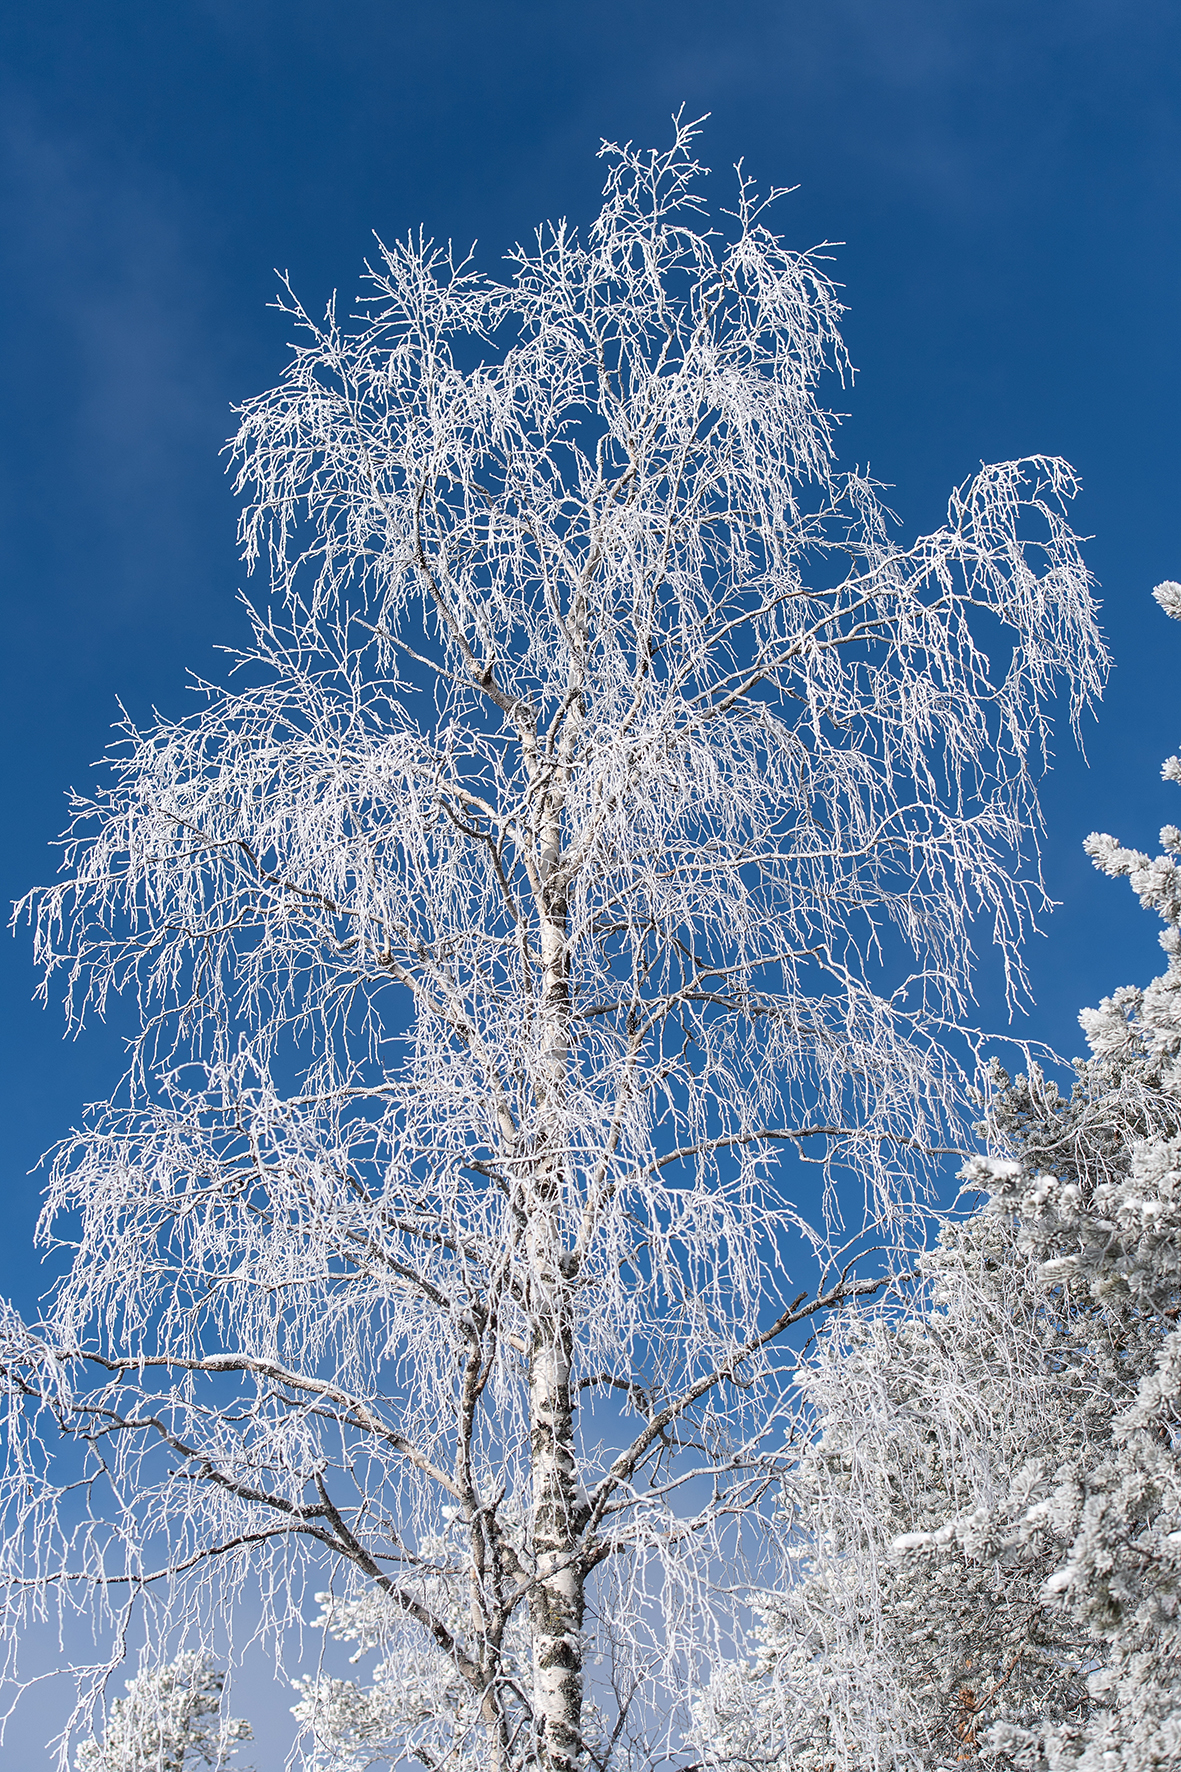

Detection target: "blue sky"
[3, 0, 1180, 1280]
[0, 3, 1178, 1752]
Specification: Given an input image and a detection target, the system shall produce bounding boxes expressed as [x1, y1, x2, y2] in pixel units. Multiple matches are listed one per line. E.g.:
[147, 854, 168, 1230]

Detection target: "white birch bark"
[526, 752, 587, 1772]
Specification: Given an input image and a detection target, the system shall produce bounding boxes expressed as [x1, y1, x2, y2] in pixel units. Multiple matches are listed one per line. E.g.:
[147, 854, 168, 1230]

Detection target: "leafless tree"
[3, 118, 1105, 1772]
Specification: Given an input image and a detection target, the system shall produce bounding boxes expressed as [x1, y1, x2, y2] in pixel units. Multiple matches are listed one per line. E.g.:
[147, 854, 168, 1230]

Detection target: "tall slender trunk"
[526, 781, 586, 1772]
[529, 1288, 585, 1772]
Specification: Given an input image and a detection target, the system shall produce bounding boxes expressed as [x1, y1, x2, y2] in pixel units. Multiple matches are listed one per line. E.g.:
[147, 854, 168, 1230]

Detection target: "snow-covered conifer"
[704, 600, 1181, 1771]
[75, 1654, 251, 1772]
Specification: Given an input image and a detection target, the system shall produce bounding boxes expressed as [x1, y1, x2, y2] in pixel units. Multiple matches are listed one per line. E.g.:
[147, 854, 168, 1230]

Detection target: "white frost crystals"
[1152, 579, 1181, 623]
[75, 1654, 251, 1772]
[289, 1572, 534, 1772]
[2, 118, 1107, 1771]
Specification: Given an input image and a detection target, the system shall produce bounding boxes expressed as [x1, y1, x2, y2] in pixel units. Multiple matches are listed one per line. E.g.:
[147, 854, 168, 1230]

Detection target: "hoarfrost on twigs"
[1, 117, 1107, 1772]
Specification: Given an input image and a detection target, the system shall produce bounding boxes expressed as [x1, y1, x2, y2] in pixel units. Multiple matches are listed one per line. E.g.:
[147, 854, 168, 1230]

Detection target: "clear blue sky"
[2, 1, 1179, 1304]
[0, 4, 1178, 1758]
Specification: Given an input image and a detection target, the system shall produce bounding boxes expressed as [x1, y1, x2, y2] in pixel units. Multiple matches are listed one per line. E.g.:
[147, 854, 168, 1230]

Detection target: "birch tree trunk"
[528, 1282, 585, 1772]
[526, 745, 588, 1772]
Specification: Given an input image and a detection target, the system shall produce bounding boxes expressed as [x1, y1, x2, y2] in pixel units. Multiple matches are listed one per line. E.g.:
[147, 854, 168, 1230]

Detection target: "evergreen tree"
[704, 596, 1181, 1771]
[76, 1655, 251, 1772]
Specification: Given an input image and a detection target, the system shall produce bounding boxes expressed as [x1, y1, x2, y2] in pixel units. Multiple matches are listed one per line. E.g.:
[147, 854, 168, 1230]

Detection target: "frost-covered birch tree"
[2, 119, 1105, 1772]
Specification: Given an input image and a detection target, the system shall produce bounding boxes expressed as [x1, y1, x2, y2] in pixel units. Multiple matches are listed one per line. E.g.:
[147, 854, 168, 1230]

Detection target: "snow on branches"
[700, 629, 1181, 1772]
[3, 118, 1106, 1771]
[75, 1654, 251, 1772]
